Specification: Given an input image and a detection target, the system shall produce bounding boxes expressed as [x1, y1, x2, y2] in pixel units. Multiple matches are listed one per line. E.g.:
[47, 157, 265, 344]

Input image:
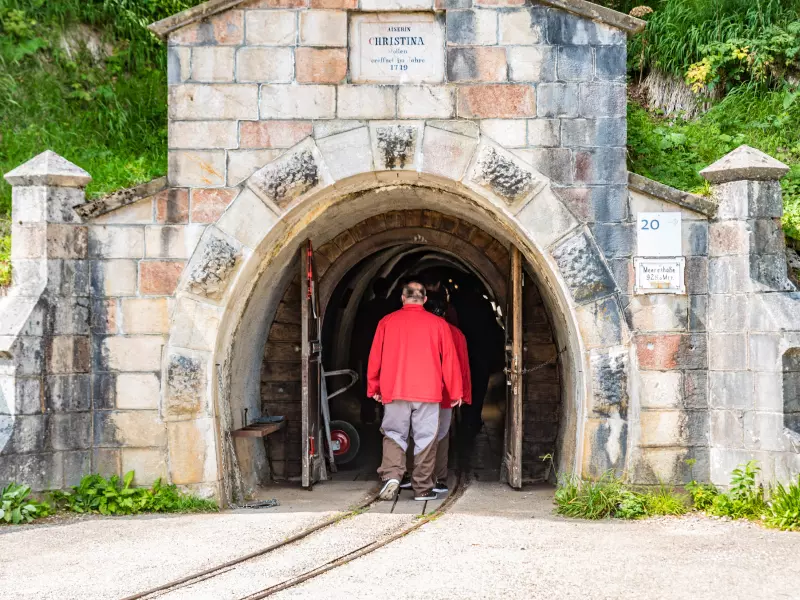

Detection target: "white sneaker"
[379, 478, 400, 500]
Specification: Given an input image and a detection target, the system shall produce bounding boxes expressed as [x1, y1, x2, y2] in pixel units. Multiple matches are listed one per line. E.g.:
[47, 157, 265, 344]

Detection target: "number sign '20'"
[637, 212, 681, 257]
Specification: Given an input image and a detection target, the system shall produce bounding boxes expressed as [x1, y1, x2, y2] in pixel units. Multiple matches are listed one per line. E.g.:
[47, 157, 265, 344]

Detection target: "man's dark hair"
[402, 280, 426, 301]
[372, 277, 389, 298]
[425, 290, 447, 317]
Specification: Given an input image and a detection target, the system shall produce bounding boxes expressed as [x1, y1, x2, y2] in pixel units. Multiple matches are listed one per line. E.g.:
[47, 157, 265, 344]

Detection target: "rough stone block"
[446, 9, 498, 46]
[516, 185, 579, 247]
[574, 147, 627, 185]
[261, 83, 336, 119]
[750, 218, 786, 254]
[749, 180, 784, 218]
[590, 222, 633, 258]
[167, 47, 191, 84]
[527, 119, 560, 147]
[708, 333, 747, 371]
[168, 117, 236, 149]
[299, 10, 347, 46]
[64, 450, 91, 487]
[169, 84, 258, 120]
[548, 9, 625, 46]
[169, 10, 244, 46]
[184, 229, 241, 301]
[16, 452, 63, 492]
[45, 374, 91, 412]
[750, 254, 793, 292]
[153, 189, 190, 225]
[744, 411, 787, 452]
[397, 86, 455, 119]
[708, 256, 750, 294]
[217, 188, 279, 249]
[512, 148, 572, 184]
[579, 83, 626, 118]
[53, 298, 91, 335]
[227, 149, 284, 186]
[479, 119, 526, 147]
[168, 418, 217, 484]
[120, 298, 170, 335]
[635, 334, 707, 370]
[165, 351, 209, 417]
[681, 220, 708, 256]
[295, 48, 347, 83]
[116, 373, 160, 411]
[575, 296, 624, 349]
[370, 121, 424, 171]
[420, 126, 479, 181]
[457, 85, 536, 118]
[582, 417, 628, 477]
[627, 295, 688, 332]
[709, 221, 748, 257]
[94, 410, 166, 448]
[248, 138, 332, 210]
[557, 46, 592, 81]
[498, 7, 546, 44]
[337, 85, 396, 119]
[684, 370, 708, 409]
[236, 47, 293, 83]
[190, 47, 235, 82]
[191, 188, 238, 223]
[101, 336, 164, 372]
[550, 230, 616, 304]
[639, 371, 683, 409]
[47, 260, 90, 298]
[93, 448, 120, 479]
[46, 224, 88, 259]
[245, 10, 297, 45]
[595, 45, 626, 80]
[317, 126, 374, 180]
[167, 150, 226, 187]
[607, 257, 633, 295]
[49, 413, 92, 451]
[121, 448, 167, 486]
[6, 414, 48, 454]
[465, 141, 546, 209]
[689, 294, 708, 332]
[47, 336, 91, 374]
[561, 118, 626, 148]
[708, 371, 753, 411]
[14, 378, 41, 415]
[641, 410, 707, 447]
[139, 260, 185, 296]
[707, 294, 748, 332]
[144, 225, 204, 260]
[447, 47, 507, 82]
[536, 83, 578, 118]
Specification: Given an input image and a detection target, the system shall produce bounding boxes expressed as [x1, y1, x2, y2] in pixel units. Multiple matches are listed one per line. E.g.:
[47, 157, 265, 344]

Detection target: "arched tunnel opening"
[253, 210, 564, 489]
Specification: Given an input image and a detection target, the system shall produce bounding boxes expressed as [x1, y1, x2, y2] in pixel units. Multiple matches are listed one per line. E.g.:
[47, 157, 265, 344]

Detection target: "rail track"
[121, 474, 466, 600]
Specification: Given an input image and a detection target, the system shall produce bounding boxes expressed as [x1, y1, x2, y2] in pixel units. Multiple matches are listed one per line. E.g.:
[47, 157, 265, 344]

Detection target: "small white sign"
[637, 212, 681, 257]
[635, 257, 686, 294]
[350, 14, 445, 84]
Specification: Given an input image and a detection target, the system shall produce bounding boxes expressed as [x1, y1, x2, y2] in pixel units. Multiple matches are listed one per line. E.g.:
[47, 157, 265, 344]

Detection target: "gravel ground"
[274, 483, 800, 600]
[3, 482, 800, 600]
[0, 510, 336, 600]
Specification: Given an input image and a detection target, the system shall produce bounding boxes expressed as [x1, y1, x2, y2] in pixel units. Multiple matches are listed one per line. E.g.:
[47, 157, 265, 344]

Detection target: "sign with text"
[637, 212, 681, 257]
[635, 257, 686, 294]
[350, 14, 445, 84]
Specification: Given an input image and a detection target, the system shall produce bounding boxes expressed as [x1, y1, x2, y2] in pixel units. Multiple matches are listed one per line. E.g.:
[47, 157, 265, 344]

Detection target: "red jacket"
[367, 304, 463, 404]
[444, 323, 472, 408]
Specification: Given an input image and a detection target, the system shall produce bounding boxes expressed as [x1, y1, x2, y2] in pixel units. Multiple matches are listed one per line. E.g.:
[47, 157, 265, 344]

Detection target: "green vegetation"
[0, 482, 52, 524]
[554, 459, 800, 531]
[49, 471, 219, 516]
[622, 0, 800, 241]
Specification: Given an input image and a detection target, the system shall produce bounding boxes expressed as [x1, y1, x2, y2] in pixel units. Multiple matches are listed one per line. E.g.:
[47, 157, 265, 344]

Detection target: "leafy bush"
[686, 480, 719, 510]
[1, 482, 51, 524]
[764, 475, 800, 531]
[554, 472, 688, 520]
[50, 471, 218, 516]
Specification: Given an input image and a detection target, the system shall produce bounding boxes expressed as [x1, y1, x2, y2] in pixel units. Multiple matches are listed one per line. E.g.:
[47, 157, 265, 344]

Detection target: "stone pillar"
[1, 151, 92, 490]
[700, 145, 797, 484]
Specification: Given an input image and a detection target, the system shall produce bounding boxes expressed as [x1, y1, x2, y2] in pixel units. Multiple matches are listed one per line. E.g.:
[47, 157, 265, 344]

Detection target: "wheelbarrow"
[321, 368, 360, 471]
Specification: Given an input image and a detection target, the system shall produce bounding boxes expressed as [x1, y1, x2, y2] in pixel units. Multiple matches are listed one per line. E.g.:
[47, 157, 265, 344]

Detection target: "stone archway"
[161, 122, 630, 500]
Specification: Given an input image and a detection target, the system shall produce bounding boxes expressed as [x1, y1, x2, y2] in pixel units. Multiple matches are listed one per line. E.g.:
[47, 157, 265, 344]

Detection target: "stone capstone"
[187, 236, 238, 299]
[375, 125, 417, 169]
[700, 144, 790, 184]
[166, 354, 206, 416]
[4, 150, 92, 188]
[250, 149, 319, 209]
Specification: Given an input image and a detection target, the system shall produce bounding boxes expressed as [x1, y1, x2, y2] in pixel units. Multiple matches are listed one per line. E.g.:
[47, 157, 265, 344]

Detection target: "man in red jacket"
[367, 281, 464, 501]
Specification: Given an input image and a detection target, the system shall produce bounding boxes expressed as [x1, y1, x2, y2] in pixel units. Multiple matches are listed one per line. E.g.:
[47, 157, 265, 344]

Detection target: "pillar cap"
[700, 145, 789, 184]
[3, 150, 91, 188]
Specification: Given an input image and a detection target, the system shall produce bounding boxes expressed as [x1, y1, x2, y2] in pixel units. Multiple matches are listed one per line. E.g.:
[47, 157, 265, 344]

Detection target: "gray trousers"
[378, 401, 440, 494]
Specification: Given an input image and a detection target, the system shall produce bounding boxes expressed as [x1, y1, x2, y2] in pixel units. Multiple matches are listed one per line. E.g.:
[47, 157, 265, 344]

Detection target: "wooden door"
[301, 240, 327, 488]
[502, 246, 524, 489]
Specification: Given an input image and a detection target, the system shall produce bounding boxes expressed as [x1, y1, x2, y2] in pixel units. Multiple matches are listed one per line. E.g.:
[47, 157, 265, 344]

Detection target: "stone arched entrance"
[162, 123, 630, 500]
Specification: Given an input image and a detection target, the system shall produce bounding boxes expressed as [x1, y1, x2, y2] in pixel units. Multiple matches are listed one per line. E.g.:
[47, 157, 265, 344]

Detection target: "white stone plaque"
[349, 13, 445, 84]
[637, 212, 681, 257]
[635, 257, 686, 294]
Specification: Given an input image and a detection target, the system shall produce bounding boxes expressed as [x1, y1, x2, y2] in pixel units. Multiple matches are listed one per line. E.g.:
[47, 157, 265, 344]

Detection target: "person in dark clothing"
[353, 278, 393, 424]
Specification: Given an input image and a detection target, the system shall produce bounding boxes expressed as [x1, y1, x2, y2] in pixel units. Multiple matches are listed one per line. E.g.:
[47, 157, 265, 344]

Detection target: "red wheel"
[329, 420, 360, 465]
